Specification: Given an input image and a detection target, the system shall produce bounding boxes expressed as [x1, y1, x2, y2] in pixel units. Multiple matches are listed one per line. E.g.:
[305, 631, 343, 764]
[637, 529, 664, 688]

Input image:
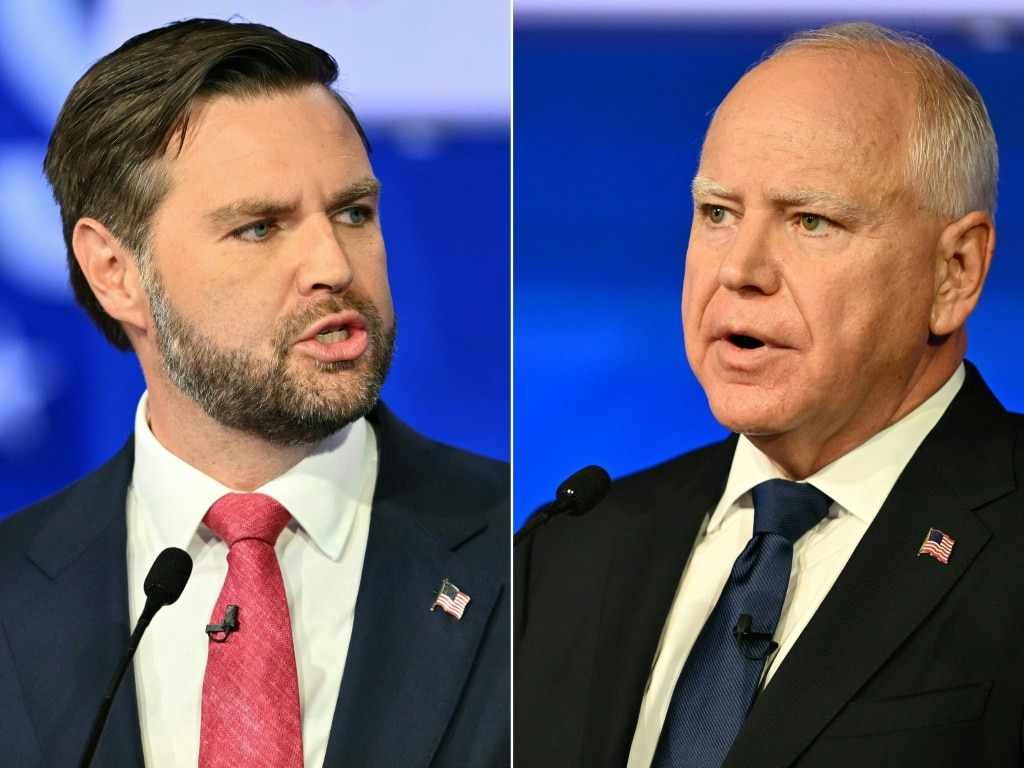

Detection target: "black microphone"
[514, 465, 611, 546]
[731, 613, 779, 661]
[79, 547, 193, 768]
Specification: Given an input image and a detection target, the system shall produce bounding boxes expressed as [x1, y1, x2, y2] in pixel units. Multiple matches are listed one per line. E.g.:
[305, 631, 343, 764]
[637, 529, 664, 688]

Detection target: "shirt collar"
[131, 391, 372, 561]
[707, 363, 965, 534]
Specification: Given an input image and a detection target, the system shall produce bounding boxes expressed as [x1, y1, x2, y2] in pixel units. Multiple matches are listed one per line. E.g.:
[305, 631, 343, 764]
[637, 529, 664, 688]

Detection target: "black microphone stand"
[78, 599, 162, 768]
[78, 547, 192, 768]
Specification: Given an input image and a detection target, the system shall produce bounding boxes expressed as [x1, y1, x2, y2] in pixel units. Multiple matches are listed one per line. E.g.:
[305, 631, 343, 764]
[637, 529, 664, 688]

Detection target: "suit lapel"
[726, 364, 1014, 767]
[3, 439, 145, 766]
[323, 405, 504, 768]
[725, 457, 991, 767]
[580, 437, 736, 767]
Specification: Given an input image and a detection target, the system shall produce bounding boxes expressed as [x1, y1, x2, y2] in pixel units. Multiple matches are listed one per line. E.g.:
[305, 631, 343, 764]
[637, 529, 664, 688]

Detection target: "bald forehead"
[697, 47, 920, 214]
[728, 47, 918, 123]
[712, 49, 914, 154]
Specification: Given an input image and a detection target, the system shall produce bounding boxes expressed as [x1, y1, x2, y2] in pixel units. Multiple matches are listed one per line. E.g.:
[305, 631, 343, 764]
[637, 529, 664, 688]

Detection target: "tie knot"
[204, 493, 291, 548]
[750, 479, 831, 542]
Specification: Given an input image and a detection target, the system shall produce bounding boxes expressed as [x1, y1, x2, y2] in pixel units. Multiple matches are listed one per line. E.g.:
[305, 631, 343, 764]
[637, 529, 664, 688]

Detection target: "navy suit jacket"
[516, 362, 1024, 767]
[0, 403, 509, 767]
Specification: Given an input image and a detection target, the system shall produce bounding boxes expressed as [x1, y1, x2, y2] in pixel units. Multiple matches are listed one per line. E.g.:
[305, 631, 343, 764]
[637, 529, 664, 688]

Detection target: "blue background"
[513, 18, 1024, 526]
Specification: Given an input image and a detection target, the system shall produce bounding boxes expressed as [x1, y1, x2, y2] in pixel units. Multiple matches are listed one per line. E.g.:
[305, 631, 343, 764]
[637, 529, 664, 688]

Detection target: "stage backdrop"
[0, 0, 510, 519]
[514, 12, 1024, 526]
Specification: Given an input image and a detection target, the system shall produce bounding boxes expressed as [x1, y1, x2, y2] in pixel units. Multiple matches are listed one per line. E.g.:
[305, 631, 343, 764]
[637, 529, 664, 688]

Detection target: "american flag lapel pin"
[918, 528, 954, 564]
[431, 578, 471, 620]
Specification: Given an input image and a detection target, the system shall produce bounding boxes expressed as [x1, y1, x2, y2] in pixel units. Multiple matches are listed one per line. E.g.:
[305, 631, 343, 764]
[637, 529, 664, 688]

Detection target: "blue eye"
[339, 206, 373, 225]
[235, 220, 273, 241]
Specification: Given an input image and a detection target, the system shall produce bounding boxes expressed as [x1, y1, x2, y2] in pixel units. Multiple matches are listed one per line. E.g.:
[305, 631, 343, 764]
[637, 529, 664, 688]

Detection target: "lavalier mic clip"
[206, 604, 239, 643]
[732, 613, 779, 661]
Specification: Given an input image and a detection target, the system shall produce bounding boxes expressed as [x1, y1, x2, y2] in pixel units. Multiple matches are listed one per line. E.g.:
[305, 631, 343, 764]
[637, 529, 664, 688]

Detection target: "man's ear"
[72, 218, 150, 333]
[930, 210, 995, 336]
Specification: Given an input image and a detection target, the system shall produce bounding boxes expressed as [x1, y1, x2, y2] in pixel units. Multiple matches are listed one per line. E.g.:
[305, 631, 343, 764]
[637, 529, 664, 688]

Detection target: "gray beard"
[145, 272, 395, 446]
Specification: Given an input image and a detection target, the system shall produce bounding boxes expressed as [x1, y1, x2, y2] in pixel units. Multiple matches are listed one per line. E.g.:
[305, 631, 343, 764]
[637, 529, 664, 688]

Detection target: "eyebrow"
[204, 176, 382, 225]
[691, 175, 733, 201]
[691, 174, 868, 227]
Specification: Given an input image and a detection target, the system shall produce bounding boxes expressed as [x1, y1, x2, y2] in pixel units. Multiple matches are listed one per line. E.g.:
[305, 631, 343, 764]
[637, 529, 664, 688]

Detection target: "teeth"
[315, 328, 350, 343]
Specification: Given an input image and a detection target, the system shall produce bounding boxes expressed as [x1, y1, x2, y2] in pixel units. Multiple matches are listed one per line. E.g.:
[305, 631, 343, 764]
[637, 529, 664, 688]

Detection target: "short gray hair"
[771, 22, 997, 219]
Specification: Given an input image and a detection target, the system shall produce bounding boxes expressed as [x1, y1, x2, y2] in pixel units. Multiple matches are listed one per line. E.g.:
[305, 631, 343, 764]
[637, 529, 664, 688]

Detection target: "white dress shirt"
[126, 392, 376, 768]
[627, 364, 965, 768]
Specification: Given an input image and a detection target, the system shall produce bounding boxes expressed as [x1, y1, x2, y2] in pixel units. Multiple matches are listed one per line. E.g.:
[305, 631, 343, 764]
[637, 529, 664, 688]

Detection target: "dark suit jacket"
[515, 362, 1024, 767]
[0, 403, 509, 768]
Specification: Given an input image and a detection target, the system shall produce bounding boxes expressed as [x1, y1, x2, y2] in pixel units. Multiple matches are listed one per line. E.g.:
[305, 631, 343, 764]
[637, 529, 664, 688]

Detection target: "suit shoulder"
[418, 437, 509, 492]
[519, 434, 734, 563]
[0, 439, 132, 551]
[1008, 410, 1024, 431]
[609, 434, 736, 503]
[368, 404, 508, 579]
[370, 403, 508, 506]
[0, 438, 132, 615]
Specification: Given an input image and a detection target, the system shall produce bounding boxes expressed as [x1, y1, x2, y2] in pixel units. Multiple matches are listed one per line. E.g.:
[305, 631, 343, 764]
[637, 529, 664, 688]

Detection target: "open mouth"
[729, 334, 765, 350]
[315, 326, 351, 343]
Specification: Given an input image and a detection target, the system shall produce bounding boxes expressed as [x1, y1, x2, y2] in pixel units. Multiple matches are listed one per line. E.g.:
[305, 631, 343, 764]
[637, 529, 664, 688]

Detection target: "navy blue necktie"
[650, 479, 832, 767]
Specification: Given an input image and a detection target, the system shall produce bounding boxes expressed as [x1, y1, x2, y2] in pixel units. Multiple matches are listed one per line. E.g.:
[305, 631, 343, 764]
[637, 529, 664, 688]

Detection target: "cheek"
[680, 268, 701, 345]
[360, 246, 394, 319]
[190, 261, 294, 342]
[682, 252, 717, 331]
[376, 286, 395, 328]
[800, 271, 929, 374]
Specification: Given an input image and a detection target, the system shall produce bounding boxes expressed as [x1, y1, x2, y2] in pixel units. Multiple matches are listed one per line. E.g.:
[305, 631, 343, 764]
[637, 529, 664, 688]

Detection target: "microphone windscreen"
[143, 547, 193, 606]
[556, 465, 611, 515]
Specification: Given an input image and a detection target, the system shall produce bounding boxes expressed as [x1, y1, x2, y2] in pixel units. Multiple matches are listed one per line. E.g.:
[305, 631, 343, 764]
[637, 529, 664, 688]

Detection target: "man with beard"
[0, 19, 508, 768]
[516, 22, 1024, 768]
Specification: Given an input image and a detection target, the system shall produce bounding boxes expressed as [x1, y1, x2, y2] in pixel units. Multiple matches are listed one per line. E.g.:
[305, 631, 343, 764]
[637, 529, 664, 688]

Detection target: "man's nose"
[296, 216, 355, 295]
[716, 214, 781, 295]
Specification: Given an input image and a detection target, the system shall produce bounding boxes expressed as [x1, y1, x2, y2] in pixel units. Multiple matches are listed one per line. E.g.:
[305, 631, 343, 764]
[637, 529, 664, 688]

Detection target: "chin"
[704, 387, 800, 437]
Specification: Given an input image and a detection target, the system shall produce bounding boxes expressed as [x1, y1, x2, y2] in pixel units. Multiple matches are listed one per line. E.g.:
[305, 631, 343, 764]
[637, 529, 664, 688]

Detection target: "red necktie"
[199, 493, 303, 768]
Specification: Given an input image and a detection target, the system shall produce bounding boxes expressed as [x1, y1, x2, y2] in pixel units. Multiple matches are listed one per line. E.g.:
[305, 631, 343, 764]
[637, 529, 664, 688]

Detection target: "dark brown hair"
[44, 18, 369, 350]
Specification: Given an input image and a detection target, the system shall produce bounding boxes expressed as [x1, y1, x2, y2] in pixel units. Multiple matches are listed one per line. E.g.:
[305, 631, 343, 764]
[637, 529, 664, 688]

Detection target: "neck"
[144, 377, 315, 491]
